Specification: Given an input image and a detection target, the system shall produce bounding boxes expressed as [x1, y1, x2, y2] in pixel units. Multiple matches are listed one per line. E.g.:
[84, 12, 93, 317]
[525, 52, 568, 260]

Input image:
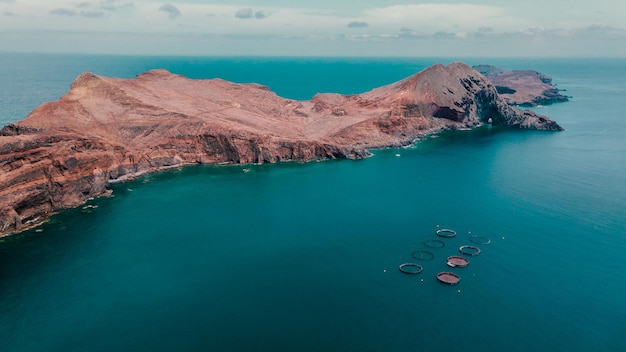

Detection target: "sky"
[1, 0, 625, 57]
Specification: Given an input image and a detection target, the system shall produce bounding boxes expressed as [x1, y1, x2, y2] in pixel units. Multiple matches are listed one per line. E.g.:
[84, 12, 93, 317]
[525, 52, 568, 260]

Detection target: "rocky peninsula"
[474, 64, 570, 106]
[0, 62, 562, 236]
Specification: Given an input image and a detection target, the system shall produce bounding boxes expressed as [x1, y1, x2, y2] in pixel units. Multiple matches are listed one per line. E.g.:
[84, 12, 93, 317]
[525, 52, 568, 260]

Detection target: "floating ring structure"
[437, 272, 460, 285]
[412, 251, 435, 261]
[436, 229, 457, 238]
[459, 245, 481, 256]
[447, 255, 469, 268]
[423, 239, 445, 248]
[398, 263, 424, 274]
[469, 236, 491, 245]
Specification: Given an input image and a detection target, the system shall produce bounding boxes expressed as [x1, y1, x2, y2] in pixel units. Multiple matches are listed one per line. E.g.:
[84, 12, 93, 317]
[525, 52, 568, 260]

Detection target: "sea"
[0, 53, 625, 351]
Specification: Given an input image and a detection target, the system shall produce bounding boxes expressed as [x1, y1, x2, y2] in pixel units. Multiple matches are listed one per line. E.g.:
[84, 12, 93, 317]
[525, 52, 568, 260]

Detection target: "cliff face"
[474, 64, 570, 106]
[0, 62, 562, 236]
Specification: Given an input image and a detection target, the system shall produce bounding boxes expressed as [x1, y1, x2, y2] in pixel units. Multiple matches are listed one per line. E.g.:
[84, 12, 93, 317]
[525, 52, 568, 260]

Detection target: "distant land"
[474, 64, 570, 106]
[0, 62, 562, 237]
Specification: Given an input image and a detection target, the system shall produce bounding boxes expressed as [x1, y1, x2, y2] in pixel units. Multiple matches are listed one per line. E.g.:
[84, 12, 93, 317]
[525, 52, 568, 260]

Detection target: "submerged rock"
[0, 62, 562, 236]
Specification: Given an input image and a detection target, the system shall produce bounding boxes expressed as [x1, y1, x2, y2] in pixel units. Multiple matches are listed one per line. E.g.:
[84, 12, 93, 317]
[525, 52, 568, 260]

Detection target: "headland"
[474, 64, 570, 106]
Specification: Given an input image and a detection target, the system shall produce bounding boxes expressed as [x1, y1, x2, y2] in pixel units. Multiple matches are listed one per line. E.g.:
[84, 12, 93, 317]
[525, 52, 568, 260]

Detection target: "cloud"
[235, 8, 267, 19]
[399, 29, 418, 39]
[577, 24, 626, 38]
[159, 3, 180, 19]
[100, 0, 134, 11]
[347, 21, 368, 28]
[518, 26, 546, 36]
[432, 31, 456, 39]
[81, 10, 105, 18]
[0, 0, 16, 3]
[397, 27, 443, 40]
[50, 8, 77, 16]
[3, 11, 15, 16]
[75, 0, 133, 12]
[397, 29, 471, 40]
[49, 7, 106, 18]
[361, 4, 512, 32]
[7, 2, 625, 58]
[235, 8, 252, 19]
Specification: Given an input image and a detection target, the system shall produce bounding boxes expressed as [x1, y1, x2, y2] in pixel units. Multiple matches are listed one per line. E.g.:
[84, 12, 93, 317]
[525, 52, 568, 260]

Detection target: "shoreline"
[0, 63, 562, 238]
[0, 124, 459, 239]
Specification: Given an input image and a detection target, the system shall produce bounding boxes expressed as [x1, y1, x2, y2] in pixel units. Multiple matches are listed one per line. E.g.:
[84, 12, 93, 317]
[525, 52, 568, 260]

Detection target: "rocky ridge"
[474, 64, 570, 106]
[0, 62, 562, 236]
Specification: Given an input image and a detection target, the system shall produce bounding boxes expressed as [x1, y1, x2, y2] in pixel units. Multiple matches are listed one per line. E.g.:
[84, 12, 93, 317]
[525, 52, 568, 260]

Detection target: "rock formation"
[0, 62, 562, 236]
[474, 64, 570, 106]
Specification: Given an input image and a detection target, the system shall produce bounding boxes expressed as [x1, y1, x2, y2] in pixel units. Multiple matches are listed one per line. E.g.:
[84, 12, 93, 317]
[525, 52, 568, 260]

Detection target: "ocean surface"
[1, 53, 625, 351]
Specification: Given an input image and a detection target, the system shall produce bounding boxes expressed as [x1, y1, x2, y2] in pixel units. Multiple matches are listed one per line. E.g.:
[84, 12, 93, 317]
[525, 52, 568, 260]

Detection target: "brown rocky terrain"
[474, 64, 570, 106]
[0, 62, 562, 237]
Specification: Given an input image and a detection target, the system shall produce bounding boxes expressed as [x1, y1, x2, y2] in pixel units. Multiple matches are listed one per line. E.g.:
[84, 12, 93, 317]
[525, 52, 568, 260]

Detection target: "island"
[474, 64, 570, 106]
[0, 62, 562, 237]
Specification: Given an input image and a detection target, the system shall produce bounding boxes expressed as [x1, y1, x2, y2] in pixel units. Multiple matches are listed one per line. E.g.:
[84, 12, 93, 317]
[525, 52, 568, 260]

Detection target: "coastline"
[0, 122, 502, 238]
[0, 62, 561, 238]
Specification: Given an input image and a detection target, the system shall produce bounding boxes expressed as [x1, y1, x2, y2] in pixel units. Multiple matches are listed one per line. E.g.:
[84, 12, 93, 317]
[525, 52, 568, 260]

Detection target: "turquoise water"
[1, 54, 625, 351]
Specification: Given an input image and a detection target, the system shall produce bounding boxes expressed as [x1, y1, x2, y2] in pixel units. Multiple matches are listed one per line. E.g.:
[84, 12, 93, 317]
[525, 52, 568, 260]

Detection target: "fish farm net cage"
[446, 255, 469, 268]
[437, 272, 460, 285]
[469, 236, 491, 245]
[412, 250, 435, 261]
[398, 263, 424, 274]
[436, 229, 457, 238]
[423, 239, 445, 248]
[459, 245, 481, 256]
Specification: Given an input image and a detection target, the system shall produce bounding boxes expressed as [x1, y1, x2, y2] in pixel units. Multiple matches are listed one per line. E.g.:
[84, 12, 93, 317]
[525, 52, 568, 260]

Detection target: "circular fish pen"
[437, 272, 460, 285]
[436, 229, 457, 238]
[423, 239, 445, 248]
[447, 255, 469, 268]
[412, 251, 435, 261]
[469, 236, 491, 245]
[459, 245, 481, 256]
[399, 263, 424, 274]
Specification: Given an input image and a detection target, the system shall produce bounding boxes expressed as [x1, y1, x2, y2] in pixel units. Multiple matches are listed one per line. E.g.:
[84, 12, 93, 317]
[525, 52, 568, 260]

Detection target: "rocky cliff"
[474, 64, 570, 106]
[0, 62, 562, 236]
